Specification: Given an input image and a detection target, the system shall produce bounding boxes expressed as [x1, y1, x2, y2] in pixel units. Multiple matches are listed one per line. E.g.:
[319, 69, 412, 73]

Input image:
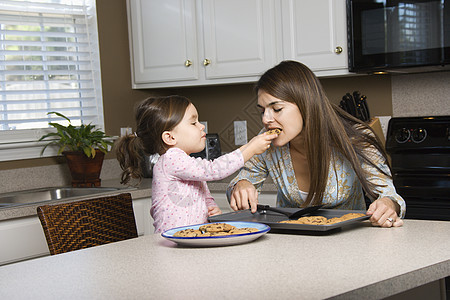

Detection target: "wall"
[0, 0, 448, 172]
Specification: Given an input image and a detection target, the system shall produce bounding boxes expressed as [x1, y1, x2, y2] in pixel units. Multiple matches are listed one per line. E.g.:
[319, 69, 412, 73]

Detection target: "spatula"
[256, 204, 324, 219]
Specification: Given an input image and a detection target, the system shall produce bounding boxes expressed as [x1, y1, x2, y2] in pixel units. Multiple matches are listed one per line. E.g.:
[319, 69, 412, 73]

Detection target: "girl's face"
[170, 103, 206, 155]
[257, 91, 303, 147]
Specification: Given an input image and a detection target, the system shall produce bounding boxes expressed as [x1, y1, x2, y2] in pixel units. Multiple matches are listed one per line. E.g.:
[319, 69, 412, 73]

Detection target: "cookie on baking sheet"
[199, 223, 236, 233]
[326, 217, 343, 225]
[280, 216, 328, 225]
[173, 229, 202, 237]
[340, 213, 365, 220]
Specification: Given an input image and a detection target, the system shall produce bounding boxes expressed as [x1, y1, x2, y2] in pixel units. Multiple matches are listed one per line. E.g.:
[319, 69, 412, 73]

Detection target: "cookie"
[173, 229, 202, 237]
[228, 228, 258, 235]
[266, 128, 281, 135]
[340, 213, 365, 220]
[199, 223, 236, 233]
[280, 212, 366, 225]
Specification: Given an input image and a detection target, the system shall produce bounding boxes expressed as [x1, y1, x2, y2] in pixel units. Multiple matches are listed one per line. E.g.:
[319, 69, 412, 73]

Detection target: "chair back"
[37, 193, 138, 255]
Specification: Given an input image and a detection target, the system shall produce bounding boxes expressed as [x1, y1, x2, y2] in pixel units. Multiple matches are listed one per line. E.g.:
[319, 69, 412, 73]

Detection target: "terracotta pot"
[63, 150, 105, 187]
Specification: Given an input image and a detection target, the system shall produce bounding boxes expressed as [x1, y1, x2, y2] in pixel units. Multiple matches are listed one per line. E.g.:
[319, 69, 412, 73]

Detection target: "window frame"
[0, 0, 105, 162]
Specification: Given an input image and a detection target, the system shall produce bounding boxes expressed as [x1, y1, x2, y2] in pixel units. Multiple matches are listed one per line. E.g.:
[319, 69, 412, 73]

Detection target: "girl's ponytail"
[114, 133, 145, 185]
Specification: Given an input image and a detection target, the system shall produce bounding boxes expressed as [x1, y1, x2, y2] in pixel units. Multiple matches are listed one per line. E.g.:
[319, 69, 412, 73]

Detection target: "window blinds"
[0, 0, 103, 131]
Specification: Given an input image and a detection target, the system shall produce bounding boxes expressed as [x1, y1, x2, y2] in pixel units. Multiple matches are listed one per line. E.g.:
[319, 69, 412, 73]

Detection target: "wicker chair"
[37, 193, 138, 255]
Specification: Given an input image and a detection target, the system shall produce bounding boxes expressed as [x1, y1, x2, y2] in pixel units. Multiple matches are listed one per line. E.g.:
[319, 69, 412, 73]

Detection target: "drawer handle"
[335, 46, 343, 54]
[203, 58, 211, 66]
[185, 60, 192, 67]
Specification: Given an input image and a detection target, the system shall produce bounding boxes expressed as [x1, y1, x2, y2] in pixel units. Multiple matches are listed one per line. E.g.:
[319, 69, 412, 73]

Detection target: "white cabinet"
[132, 197, 154, 235]
[127, 0, 350, 89]
[0, 216, 49, 265]
[0, 198, 153, 266]
[281, 0, 349, 76]
[127, 0, 280, 88]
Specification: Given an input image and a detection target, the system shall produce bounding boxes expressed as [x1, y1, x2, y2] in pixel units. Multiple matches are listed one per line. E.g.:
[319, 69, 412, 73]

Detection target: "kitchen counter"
[0, 219, 448, 299]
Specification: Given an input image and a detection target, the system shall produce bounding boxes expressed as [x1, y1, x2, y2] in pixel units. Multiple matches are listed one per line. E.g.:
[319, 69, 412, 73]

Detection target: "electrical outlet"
[120, 127, 132, 137]
[375, 116, 391, 139]
[234, 120, 247, 145]
[200, 121, 208, 133]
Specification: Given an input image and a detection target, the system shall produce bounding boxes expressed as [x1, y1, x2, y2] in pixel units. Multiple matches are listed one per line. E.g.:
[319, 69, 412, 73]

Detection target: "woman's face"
[257, 91, 303, 147]
[170, 103, 206, 155]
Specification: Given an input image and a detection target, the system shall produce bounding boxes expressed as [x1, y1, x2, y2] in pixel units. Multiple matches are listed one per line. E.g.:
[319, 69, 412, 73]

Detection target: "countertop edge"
[331, 260, 450, 299]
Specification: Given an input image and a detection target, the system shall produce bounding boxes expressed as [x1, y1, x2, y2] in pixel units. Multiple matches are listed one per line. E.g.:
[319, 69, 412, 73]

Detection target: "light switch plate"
[234, 120, 247, 145]
[200, 121, 208, 133]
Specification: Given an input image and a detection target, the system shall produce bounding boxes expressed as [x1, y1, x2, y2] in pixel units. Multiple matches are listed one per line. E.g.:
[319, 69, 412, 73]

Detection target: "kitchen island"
[0, 219, 448, 299]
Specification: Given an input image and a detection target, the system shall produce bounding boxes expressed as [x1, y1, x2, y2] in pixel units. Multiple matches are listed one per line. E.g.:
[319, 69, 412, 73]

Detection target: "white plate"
[161, 221, 270, 247]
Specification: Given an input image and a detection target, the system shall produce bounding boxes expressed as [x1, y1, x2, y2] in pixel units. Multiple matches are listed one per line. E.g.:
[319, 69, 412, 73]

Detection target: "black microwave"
[347, 0, 450, 73]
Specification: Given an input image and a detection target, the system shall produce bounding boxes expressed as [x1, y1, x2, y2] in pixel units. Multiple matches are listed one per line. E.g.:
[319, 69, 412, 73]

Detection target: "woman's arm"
[361, 144, 406, 227]
[226, 153, 269, 213]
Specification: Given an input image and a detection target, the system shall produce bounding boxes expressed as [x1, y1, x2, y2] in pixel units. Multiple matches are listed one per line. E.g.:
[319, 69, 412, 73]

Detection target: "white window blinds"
[0, 0, 104, 161]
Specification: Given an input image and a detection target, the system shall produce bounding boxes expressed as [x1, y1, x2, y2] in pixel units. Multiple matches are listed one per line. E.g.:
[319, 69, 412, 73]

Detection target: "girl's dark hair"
[255, 60, 390, 205]
[115, 95, 191, 185]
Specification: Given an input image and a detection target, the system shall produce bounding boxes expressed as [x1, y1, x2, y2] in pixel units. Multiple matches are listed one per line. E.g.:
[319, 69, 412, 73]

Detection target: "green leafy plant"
[39, 112, 113, 158]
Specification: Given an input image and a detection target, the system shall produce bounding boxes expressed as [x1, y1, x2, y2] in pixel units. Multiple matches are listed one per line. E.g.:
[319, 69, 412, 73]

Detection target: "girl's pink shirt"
[150, 147, 244, 233]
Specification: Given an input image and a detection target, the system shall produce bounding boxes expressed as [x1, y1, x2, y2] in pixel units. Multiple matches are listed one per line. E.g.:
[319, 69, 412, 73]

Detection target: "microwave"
[347, 0, 450, 73]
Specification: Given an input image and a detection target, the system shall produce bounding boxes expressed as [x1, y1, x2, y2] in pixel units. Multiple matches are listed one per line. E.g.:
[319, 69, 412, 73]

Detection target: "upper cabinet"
[127, 0, 280, 88]
[280, 0, 348, 77]
[127, 0, 350, 89]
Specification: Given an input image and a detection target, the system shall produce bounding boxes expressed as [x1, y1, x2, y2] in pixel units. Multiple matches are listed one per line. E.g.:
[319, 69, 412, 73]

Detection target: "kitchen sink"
[0, 187, 131, 208]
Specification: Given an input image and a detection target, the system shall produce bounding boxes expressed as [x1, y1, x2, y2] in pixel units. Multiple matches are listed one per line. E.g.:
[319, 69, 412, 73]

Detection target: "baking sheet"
[208, 208, 369, 232]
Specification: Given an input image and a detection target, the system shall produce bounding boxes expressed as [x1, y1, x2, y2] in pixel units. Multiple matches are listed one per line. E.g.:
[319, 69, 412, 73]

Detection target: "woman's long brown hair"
[256, 60, 390, 206]
[114, 95, 191, 185]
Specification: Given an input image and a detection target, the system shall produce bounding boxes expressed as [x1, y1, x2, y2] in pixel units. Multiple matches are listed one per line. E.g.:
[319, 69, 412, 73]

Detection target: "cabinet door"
[281, 0, 347, 73]
[201, 0, 279, 79]
[128, 0, 199, 83]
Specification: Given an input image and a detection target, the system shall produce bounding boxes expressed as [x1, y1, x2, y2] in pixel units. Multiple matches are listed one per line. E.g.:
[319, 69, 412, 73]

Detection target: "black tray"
[208, 208, 369, 233]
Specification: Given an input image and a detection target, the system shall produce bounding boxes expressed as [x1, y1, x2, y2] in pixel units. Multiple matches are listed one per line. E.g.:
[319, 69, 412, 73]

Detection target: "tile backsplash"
[392, 71, 450, 117]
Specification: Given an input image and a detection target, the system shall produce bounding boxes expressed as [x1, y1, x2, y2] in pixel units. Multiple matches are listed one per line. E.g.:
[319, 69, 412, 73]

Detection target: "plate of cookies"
[161, 221, 270, 247]
[208, 208, 370, 233]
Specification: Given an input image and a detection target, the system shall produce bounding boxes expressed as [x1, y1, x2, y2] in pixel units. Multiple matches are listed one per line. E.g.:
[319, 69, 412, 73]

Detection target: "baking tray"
[208, 208, 369, 233]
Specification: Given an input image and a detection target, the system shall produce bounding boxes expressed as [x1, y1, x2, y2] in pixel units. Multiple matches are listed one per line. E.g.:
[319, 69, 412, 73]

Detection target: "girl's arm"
[163, 148, 244, 181]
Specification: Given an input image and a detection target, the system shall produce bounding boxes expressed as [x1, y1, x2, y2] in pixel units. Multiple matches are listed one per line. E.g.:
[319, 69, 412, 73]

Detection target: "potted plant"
[39, 112, 113, 187]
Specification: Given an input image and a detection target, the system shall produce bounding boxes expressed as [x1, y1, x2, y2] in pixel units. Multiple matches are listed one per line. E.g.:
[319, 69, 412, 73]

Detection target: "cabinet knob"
[203, 58, 211, 66]
[335, 46, 343, 54]
[185, 60, 192, 67]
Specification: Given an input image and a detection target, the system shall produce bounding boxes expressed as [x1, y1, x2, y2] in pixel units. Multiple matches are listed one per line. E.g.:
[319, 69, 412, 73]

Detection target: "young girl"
[115, 95, 277, 233]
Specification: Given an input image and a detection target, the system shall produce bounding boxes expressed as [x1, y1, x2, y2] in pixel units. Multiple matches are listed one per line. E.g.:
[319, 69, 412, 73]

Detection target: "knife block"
[368, 117, 385, 146]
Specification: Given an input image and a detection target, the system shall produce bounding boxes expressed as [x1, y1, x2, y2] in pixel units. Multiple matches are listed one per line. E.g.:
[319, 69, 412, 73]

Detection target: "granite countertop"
[0, 176, 277, 221]
[0, 219, 449, 299]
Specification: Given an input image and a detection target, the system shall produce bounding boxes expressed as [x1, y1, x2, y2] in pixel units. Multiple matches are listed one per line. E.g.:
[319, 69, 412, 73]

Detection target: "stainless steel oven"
[385, 116, 450, 220]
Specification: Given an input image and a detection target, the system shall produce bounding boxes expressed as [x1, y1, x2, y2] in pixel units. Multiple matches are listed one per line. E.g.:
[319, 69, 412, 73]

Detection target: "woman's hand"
[208, 206, 222, 216]
[229, 180, 259, 213]
[366, 197, 403, 227]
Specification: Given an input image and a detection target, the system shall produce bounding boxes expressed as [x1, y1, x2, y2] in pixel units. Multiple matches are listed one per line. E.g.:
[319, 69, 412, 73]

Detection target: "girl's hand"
[366, 197, 403, 227]
[208, 206, 222, 216]
[240, 132, 278, 162]
[229, 180, 259, 213]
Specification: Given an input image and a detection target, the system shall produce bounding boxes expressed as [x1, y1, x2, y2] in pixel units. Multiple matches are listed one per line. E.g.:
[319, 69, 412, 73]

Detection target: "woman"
[226, 61, 405, 227]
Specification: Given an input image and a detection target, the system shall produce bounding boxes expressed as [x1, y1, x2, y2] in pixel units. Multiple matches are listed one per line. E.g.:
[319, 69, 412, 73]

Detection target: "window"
[0, 0, 104, 161]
